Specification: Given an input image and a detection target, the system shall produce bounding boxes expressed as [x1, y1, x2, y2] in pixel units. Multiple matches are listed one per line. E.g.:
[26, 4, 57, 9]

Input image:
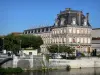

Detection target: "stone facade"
[23, 8, 92, 54]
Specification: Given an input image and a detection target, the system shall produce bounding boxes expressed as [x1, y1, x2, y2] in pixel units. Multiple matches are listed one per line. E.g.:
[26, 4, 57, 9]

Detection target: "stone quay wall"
[1, 56, 100, 70]
[49, 57, 100, 69]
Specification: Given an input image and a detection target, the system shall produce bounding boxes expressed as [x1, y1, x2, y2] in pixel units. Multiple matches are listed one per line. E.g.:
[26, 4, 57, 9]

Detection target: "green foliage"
[0, 67, 23, 74]
[67, 55, 76, 59]
[97, 54, 100, 57]
[4, 34, 20, 53]
[47, 44, 75, 55]
[19, 35, 43, 49]
[47, 44, 58, 53]
[80, 53, 85, 57]
[0, 34, 43, 53]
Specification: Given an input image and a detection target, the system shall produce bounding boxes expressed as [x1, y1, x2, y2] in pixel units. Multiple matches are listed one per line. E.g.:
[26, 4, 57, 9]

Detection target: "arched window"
[72, 17, 76, 25]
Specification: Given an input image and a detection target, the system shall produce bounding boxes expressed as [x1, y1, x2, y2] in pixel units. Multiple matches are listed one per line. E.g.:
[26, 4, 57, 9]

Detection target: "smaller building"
[92, 28, 100, 55]
[20, 49, 38, 55]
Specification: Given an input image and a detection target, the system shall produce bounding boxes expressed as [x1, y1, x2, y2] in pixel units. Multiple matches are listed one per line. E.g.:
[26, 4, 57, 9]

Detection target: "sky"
[0, 0, 100, 35]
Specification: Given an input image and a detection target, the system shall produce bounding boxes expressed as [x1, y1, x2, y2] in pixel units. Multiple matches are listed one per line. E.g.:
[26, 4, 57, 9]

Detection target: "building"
[11, 32, 23, 36]
[23, 8, 92, 54]
[92, 28, 100, 38]
[92, 28, 100, 55]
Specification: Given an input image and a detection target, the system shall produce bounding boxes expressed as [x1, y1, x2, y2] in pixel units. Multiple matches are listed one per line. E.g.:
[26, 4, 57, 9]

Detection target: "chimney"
[78, 11, 82, 26]
[86, 13, 89, 21]
[66, 8, 71, 10]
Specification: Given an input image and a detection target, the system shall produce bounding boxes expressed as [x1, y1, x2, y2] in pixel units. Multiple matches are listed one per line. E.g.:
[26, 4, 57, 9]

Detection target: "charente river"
[3, 68, 100, 75]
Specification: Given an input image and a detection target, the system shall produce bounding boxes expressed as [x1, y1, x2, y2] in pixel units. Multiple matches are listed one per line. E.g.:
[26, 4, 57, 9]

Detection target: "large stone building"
[23, 8, 92, 54]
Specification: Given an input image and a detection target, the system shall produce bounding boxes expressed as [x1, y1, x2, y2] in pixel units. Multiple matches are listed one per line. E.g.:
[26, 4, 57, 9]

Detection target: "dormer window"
[72, 17, 76, 25]
[60, 18, 65, 25]
[84, 19, 87, 26]
[55, 19, 59, 26]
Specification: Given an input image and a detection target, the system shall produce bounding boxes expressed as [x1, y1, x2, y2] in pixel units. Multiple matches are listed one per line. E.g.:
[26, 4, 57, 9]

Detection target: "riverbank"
[49, 57, 100, 69]
[0, 67, 23, 74]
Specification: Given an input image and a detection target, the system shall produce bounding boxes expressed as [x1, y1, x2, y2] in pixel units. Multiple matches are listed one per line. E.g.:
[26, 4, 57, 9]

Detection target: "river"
[4, 68, 100, 75]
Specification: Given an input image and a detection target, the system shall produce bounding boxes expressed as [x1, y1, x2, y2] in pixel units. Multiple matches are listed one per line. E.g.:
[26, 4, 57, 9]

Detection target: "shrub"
[0, 67, 23, 74]
[80, 53, 85, 57]
[67, 55, 76, 60]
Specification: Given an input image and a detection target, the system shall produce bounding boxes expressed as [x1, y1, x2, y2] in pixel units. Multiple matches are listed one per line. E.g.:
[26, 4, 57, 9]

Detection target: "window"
[57, 38, 59, 43]
[84, 38, 87, 43]
[52, 30, 54, 34]
[77, 38, 80, 43]
[54, 30, 56, 34]
[64, 38, 66, 42]
[64, 29, 66, 33]
[88, 38, 91, 43]
[55, 38, 57, 43]
[84, 29, 87, 34]
[69, 28, 72, 33]
[84, 19, 87, 26]
[72, 17, 76, 25]
[29, 52, 32, 55]
[42, 29, 44, 32]
[61, 38, 63, 43]
[81, 38, 83, 43]
[88, 29, 91, 34]
[69, 38, 72, 43]
[55, 19, 59, 26]
[57, 30, 59, 34]
[77, 29, 79, 34]
[31, 30, 33, 33]
[60, 29, 63, 34]
[61, 18, 65, 25]
[73, 28, 76, 33]
[25, 31, 27, 34]
[81, 29, 83, 34]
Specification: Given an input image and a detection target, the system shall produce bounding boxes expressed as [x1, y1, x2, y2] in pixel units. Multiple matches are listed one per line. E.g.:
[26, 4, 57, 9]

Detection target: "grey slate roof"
[24, 8, 92, 34]
[54, 8, 91, 27]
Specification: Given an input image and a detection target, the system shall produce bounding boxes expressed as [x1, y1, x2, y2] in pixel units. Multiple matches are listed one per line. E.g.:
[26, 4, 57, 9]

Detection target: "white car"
[54, 54, 62, 59]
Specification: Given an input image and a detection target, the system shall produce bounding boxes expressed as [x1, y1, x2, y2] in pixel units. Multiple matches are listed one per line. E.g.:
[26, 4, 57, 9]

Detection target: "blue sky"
[0, 0, 100, 35]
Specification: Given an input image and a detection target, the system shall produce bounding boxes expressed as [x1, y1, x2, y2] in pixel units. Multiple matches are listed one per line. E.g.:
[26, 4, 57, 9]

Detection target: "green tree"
[3, 34, 20, 53]
[47, 44, 58, 53]
[19, 35, 43, 49]
[47, 44, 75, 56]
[0, 34, 43, 53]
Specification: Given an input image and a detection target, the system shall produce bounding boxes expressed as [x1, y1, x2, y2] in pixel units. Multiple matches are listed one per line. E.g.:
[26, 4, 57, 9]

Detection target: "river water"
[5, 68, 100, 75]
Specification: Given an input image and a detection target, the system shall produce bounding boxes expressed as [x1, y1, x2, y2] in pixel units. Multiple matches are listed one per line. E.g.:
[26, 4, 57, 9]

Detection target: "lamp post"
[19, 40, 22, 55]
[78, 42, 81, 52]
[20, 40, 22, 50]
[2, 38, 4, 51]
[58, 37, 59, 55]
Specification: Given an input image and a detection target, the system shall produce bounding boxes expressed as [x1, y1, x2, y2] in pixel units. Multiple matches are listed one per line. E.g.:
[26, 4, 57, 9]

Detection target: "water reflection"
[5, 68, 100, 75]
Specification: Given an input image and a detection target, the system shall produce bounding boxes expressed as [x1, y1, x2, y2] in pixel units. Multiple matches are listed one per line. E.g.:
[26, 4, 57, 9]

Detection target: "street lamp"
[20, 40, 22, 50]
[78, 42, 81, 52]
[2, 38, 4, 51]
[58, 35, 60, 55]
[19, 40, 23, 56]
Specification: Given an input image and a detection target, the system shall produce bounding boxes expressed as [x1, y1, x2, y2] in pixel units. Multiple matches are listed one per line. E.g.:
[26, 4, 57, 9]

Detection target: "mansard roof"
[24, 26, 53, 34]
[54, 8, 91, 27]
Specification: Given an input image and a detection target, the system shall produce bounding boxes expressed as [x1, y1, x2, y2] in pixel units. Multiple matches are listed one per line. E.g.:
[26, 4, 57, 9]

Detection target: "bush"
[97, 54, 100, 57]
[0, 67, 23, 74]
[67, 55, 76, 60]
[80, 53, 85, 57]
[61, 55, 66, 59]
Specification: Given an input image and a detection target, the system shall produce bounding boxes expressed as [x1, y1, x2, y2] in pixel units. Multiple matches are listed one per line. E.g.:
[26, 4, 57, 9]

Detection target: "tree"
[47, 44, 75, 56]
[0, 34, 43, 53]
[3, 34, 20, 53]
[19, 35, 43, 49]
[47, 44, 58, 53]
